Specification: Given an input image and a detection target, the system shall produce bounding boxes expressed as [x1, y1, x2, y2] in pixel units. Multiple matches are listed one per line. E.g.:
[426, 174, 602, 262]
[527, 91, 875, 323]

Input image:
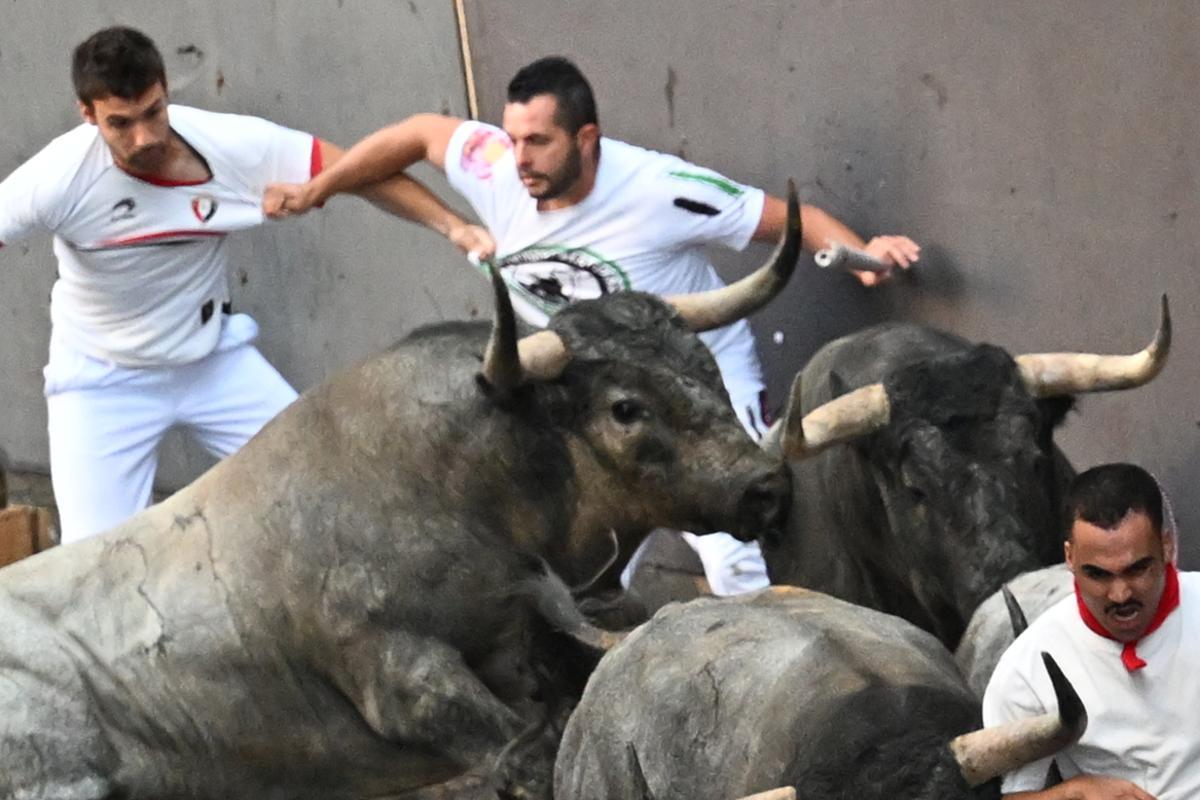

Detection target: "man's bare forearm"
[307, 114, 460, 207]
[357, 173, 458, 234]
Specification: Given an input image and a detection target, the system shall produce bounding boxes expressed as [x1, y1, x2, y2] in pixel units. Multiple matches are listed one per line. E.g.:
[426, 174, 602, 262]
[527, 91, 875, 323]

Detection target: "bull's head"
[767, 298, 1170, 644]
[478, 183, 802, 583]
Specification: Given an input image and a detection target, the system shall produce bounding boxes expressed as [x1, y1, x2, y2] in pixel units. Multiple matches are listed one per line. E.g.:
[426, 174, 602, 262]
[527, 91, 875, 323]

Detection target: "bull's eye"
[611, 399, 644, 425]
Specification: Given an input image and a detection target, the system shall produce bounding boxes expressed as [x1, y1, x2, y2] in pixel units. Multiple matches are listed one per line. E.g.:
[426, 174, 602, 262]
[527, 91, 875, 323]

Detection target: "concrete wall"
[0, 0, 489, 486]
[461, 1, 1198, 564]
[2, 3, 1196, 563]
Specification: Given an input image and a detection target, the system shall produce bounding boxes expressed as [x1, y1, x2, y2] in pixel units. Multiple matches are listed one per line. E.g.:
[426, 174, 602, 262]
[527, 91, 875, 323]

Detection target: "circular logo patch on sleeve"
[460, 128, 512, 180]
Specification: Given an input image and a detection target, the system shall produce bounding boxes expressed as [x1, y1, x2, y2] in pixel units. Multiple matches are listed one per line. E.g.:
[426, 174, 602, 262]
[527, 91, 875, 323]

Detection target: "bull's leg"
[327, 629, 553, 799]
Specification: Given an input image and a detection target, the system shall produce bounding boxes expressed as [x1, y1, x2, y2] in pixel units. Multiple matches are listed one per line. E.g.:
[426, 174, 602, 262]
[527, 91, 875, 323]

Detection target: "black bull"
[0, 188, 803, 800]
[761, 298, 1169, 648]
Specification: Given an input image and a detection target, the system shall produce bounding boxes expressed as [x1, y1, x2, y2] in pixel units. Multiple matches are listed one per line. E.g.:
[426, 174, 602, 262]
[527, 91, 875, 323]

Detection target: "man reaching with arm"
[0, 26, 491, 543]
[265, 56, 919, 596]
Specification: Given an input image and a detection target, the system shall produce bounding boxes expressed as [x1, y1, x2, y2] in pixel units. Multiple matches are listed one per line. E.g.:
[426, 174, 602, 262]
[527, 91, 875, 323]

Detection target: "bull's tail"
[513, 564, 627, 653]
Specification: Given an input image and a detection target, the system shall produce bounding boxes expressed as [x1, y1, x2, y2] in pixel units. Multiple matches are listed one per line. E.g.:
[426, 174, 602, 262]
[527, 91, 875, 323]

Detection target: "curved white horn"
[667, 179, 802, 333]
[480, 261, 571, 387]
[480, 262, 523, 393]
[517, 330, 571, 382]
[950, 652, 1087, 787]
[778, 373, 891, 460]
[1016, 295, 1171, 397]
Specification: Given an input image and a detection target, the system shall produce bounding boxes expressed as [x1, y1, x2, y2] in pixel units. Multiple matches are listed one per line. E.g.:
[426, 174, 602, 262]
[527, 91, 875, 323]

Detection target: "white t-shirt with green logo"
[445, 120, 768, 407]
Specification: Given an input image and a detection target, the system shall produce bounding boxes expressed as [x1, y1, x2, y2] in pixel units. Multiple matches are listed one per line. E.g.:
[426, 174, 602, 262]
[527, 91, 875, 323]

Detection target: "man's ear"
[1063, 539, 1074, 569]
[577, 123, 600, 159]
[1164, 529, 1177, 565]
[79, 100, 97, 126]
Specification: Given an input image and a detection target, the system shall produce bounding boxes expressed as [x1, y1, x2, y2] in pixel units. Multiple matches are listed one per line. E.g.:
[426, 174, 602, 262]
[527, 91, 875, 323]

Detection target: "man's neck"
[120, 129, 211, 184]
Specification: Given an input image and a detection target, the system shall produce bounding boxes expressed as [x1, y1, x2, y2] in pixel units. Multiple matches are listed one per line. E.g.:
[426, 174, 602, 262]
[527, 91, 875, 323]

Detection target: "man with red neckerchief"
[983, 463, 1199, 800]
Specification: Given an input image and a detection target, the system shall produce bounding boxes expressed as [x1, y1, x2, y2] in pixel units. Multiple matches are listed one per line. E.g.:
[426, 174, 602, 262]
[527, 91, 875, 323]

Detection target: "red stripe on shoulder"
[311, 137, 324, 179]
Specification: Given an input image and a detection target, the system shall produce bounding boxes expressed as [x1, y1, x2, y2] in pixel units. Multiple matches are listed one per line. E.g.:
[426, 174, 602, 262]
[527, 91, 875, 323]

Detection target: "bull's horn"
[950, 652, 1087, 787]
[480, 261, 523, 393]
[666, 179, 802, 333]
[1015, 294, 1171, 397]
[733, 789, 797, 800]
[480, 262, 571, 388]
[1002, 584, 1029, 637]
[517, 330, 571, 381]
[778, 372, 891, 460]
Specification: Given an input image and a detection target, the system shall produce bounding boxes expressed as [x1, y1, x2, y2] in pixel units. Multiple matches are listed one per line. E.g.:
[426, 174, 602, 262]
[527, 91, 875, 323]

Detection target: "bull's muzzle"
[733, 466, 793, 547]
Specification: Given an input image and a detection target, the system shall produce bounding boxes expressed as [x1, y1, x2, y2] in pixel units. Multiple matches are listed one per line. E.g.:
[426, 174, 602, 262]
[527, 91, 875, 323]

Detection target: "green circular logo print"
[498, 245, 631, 326]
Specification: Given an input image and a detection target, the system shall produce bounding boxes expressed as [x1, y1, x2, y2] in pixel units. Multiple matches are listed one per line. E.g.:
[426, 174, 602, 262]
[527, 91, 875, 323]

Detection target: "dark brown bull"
[0, 187, 802, 800]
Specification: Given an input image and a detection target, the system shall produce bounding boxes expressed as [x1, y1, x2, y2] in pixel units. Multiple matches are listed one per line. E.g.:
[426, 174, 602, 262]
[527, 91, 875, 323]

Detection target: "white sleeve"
[443, 120, 514, 231]
[0, 141, 71, 248]
[212, 112, 319, 195]
[653, 157, 765, 252]
[982, 648, 1055, 794]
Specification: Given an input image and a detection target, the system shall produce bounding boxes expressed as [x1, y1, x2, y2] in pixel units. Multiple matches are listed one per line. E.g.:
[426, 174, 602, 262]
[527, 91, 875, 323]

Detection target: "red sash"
[1075, 563, 1180, 671]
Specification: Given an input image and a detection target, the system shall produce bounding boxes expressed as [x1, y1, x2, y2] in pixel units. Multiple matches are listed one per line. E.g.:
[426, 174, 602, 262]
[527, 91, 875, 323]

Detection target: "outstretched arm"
[752, 193, 919, 287]
[264, 115, 493, 258]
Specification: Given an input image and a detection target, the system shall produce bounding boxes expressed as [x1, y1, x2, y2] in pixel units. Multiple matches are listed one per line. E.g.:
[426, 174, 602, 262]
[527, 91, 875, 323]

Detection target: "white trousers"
[45, 314, 297, 544]
[623, 386, 772, 597]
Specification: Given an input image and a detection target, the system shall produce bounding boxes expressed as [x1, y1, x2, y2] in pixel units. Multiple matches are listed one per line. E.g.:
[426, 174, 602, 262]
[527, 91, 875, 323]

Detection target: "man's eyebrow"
[1082, 564, 1113, 577]
[1122, 557, 1155, 574]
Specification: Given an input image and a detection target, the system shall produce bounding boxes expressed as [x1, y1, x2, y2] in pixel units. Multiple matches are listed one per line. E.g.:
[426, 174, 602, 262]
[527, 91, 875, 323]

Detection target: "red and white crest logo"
[191, 195, 218, 223]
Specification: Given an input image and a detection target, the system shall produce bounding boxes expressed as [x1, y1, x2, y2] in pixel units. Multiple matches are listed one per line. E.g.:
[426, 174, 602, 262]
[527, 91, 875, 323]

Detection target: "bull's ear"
[828, 370, 850, 399]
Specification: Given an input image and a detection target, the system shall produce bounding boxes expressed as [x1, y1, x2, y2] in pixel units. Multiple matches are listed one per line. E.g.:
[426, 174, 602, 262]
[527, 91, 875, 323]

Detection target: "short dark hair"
[507, 56, 598, 134]
[1064, 463, 1163, 537]
[72, 26, 166, 105]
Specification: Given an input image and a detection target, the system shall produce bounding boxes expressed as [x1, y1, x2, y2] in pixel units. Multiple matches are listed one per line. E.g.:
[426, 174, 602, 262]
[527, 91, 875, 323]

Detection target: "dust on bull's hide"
[554, 587, 1086, 800]
[956, 564, 1074, 698]
[0, 187, 803, 800]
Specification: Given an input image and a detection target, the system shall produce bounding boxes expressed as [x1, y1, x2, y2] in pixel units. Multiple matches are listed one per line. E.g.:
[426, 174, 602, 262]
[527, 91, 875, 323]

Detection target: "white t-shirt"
[444, 120, 768, 405]
[982, 571, 1200, 799]
[0, 105, 318, 367]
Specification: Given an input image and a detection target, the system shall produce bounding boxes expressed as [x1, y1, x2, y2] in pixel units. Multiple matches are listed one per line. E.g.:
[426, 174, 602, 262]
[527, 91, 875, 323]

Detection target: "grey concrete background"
[2, 3, 1196, 564]
[464, 1, 1199, 566]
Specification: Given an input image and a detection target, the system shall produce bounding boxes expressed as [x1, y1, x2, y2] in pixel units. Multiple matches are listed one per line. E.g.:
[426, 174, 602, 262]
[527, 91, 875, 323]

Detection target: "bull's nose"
[735, 467, 792, 546]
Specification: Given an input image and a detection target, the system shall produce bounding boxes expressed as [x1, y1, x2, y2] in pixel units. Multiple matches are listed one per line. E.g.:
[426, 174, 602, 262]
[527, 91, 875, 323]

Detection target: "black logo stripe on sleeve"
[673, 197, 720, 216]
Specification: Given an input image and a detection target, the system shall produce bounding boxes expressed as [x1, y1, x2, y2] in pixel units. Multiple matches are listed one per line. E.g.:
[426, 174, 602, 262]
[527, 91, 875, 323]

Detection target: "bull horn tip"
[1041, 652, 1087, 737]
[1156, 293, 1171, 349]
[1002, 584, 1029, 637]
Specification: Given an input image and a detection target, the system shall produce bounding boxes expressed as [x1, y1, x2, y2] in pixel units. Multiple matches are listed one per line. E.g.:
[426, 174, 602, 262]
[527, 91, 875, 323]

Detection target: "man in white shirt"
[264, 56, 921, 595]
[0, 26, 492, 543]
[983, 463, 1199, 800]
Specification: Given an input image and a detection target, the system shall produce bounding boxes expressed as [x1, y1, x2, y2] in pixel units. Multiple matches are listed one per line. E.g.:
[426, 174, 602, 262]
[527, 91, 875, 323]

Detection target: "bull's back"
[556, 588, 974, 800]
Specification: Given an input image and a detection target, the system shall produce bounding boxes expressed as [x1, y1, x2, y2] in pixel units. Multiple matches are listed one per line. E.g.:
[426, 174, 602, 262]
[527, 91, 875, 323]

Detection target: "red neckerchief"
[1075, 563, 1180, 671]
